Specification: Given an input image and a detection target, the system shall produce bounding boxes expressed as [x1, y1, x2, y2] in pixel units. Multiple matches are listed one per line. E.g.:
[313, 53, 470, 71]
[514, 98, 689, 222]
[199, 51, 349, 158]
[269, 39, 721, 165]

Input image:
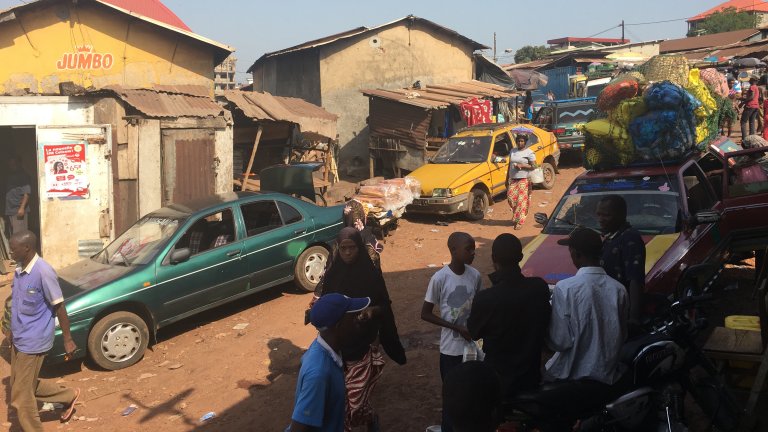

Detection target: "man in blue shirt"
[288, 293, 371, 432]
[9, 230, 80, 431]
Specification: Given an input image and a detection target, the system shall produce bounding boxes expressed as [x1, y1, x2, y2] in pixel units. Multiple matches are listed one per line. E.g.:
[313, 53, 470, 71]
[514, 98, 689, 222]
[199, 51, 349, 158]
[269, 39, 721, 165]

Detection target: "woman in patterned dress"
[506, 134, 536, 230]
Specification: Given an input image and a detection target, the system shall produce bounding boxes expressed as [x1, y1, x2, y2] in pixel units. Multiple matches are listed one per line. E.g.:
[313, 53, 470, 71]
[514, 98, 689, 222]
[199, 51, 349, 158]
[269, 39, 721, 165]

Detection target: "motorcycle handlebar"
[670, 294, 714, 313]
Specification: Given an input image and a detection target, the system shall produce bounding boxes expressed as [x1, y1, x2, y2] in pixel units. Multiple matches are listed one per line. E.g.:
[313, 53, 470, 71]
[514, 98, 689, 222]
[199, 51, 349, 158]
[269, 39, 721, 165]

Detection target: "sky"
[1, 0, 732, 82]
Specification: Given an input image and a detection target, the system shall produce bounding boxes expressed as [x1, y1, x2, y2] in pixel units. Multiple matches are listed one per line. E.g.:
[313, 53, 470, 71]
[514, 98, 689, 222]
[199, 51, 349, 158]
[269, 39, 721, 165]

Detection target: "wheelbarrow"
[259, 162, 329, 206]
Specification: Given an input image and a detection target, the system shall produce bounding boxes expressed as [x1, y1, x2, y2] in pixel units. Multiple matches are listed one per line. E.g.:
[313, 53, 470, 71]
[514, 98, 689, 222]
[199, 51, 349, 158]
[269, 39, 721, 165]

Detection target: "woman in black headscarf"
[320, 227, 406, 432]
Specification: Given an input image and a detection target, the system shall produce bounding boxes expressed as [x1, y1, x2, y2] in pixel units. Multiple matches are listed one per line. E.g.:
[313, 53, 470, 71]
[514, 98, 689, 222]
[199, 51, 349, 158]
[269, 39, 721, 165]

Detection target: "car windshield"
[544, 175, 681, 235]
[95, 215, 185, 266]
[431, 136, 491, 163]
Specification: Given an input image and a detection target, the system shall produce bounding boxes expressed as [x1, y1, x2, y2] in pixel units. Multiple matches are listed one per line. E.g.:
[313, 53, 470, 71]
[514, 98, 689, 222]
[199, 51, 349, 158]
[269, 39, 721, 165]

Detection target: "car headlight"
[432, 188, 453, 198]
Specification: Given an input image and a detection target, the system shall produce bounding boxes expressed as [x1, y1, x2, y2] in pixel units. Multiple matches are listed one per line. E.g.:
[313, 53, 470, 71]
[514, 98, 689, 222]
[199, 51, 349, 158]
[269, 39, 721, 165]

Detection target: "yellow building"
[0, 0, 235, 267]
[0, 0, 232, 95]
[248, 16, 488, 173]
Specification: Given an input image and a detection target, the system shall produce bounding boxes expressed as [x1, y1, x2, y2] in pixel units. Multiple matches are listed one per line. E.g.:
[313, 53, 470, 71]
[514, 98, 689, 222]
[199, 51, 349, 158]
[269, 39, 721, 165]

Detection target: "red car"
[521, 137, 768, 299]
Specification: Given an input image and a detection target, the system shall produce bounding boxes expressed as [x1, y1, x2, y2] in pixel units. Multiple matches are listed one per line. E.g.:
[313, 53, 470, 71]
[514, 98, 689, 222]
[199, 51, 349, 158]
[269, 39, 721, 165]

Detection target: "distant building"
[248, 15, 488, 167]
[660, 28, 763, 54]
[547, 37, 629, 52]
[687, 0, 768, 34]
[215, 55, 237, 94]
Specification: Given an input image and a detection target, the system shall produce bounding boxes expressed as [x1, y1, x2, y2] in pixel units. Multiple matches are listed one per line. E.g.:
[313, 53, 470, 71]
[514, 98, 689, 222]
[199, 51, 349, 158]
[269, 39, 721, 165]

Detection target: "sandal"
[514, 224, 523, 231]
[61, 388, 80, 422]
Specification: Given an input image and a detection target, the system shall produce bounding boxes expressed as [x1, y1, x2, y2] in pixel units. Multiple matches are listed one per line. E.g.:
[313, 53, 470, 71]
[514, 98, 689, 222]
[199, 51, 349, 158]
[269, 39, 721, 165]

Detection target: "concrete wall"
[0, 96, 93, 125]
[318, 22, 476, 167]
[214, 118, 234, 195]
[0, 2, 216, 95]
[137, 119, 162, 218]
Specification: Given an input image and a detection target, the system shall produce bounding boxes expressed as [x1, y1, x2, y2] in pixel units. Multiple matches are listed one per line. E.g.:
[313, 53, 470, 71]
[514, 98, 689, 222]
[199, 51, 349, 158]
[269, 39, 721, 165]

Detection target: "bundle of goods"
[351, 176, 421, 222]
[583, 54, 729, 170]
[638, 54, 690, 87]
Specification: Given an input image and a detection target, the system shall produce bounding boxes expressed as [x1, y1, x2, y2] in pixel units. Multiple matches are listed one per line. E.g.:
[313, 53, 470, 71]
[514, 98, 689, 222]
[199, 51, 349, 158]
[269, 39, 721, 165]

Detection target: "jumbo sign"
[56, 46, 114, 70]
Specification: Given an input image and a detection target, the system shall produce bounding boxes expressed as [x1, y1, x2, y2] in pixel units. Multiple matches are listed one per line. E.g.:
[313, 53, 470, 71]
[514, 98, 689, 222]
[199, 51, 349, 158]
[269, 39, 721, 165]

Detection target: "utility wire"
[625, 17, 690, 26]
[585, 25, 621, 38]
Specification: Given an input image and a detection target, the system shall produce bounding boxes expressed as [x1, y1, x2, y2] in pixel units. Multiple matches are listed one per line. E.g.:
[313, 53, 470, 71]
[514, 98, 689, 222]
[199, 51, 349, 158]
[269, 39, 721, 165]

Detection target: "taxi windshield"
[431, 136, 491, 164]
[544, 175, 681, 235]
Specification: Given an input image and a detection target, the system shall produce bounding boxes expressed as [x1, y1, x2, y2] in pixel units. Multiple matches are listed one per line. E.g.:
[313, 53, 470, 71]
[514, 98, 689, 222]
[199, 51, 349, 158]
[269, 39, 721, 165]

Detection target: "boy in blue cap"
[288, 293, 371, 432]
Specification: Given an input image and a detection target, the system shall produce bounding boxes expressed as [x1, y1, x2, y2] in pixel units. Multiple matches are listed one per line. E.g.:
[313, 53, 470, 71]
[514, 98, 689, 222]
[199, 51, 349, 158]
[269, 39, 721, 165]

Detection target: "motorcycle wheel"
[685, 367, 742, 432]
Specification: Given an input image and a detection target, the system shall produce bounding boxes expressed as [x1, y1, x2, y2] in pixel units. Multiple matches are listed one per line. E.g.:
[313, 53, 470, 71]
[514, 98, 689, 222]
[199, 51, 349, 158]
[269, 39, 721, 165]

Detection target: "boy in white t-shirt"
[421, 232, 483, 432]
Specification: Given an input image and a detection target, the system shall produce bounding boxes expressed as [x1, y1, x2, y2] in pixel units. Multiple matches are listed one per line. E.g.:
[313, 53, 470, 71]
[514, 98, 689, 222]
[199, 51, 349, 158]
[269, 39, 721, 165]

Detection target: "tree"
[514, 45, 552, 64]
[687, 6, 758, 36]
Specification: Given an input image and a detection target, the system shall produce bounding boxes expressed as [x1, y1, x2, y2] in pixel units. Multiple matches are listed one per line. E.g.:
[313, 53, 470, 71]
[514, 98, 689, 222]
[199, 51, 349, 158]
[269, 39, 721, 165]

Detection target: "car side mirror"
[170, 248, 191, 265]
[534, 212, 549, 225]
[690, 210, 720, 226]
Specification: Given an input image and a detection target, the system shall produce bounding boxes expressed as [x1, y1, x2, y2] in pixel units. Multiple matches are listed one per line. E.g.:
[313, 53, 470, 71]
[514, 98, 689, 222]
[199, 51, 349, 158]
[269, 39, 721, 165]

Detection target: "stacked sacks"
[639, 54, 690, 87]
[629, 81, 698, 161]
[699, 68, 729, 98]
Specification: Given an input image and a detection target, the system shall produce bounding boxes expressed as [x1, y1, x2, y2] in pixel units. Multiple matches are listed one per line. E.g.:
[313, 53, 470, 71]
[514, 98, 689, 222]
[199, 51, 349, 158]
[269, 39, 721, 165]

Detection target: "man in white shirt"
[545, 228, 628, 385]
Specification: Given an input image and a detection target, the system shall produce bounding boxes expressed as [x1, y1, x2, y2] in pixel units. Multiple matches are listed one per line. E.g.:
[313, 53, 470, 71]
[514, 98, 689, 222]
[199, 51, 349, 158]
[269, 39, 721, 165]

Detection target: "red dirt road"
[0, 164, 585, 432]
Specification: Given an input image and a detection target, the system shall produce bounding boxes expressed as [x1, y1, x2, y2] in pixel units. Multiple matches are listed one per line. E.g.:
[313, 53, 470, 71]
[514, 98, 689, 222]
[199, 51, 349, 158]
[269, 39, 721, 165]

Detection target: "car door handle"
[294, 228, 307, 235]
[226, 249, 242, 257]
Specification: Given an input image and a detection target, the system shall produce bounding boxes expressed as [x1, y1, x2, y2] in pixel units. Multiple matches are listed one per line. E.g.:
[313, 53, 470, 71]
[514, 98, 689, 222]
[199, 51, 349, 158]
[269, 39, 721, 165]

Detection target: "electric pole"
[621, 20, 625, 44]
[493, 32, 497, 62]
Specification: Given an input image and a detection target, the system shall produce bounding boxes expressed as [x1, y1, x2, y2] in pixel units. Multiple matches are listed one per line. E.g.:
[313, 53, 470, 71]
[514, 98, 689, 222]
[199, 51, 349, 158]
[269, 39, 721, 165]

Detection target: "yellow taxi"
[406, 124, 560, 220]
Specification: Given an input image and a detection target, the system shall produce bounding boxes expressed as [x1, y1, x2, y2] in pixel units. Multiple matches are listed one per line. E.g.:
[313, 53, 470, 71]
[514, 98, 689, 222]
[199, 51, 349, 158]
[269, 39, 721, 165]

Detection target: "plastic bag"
[699, 68, 729, 98]
[608, 97, 647, 128]
[597, 79, 639, 112]
[686, 69, 717, 118]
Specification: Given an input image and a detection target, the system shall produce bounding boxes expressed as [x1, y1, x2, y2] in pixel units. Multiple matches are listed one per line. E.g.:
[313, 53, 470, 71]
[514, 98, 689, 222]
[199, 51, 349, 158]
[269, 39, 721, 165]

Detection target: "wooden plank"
[704, 327, 763, 355]
[242, 125, 263, 190]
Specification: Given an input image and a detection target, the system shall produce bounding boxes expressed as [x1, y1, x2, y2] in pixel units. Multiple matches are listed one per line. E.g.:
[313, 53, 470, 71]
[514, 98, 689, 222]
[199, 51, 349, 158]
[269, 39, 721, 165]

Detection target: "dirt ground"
[0, 153, 759, 431]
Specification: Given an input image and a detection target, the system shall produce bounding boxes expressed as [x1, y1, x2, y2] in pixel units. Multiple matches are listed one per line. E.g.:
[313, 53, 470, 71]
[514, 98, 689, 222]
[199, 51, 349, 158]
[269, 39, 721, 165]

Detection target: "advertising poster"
[43, 143, 90, 198]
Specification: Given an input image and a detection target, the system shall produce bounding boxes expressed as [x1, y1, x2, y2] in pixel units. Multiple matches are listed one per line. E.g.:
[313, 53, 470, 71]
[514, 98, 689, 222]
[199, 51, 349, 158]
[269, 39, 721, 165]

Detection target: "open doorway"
[0, 126, 40, 246]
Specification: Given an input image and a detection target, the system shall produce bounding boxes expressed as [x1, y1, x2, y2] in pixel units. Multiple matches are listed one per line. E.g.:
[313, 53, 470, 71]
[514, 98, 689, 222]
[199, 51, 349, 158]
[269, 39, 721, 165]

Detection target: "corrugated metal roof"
[361, 80, 518, 109]
[152, 85, 211, 98]
[96, 86, 223, 118]
[99, 0, 190, 31]
[688, 0, 768, 22]
[248, 15, 488, 73]
[660, 29, 759, 53]
[220, 91, 338, 140]
[503, 58, 557, 71]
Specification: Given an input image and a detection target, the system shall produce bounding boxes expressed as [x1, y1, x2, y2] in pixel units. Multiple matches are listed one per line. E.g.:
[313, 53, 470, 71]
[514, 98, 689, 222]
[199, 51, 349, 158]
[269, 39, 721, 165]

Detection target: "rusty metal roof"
[660, 29, 759, 53]
[248, 15, 488, 73]
[220, 91, 338, 140]
[95, 86, 223, 118]
[361, 80, 518, 109]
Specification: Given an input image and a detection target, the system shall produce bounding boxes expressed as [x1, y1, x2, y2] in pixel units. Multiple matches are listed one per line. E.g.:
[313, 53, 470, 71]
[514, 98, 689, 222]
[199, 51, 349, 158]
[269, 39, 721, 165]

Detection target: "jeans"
[741, 107, 759, 139]
[439, 354, 463, 432]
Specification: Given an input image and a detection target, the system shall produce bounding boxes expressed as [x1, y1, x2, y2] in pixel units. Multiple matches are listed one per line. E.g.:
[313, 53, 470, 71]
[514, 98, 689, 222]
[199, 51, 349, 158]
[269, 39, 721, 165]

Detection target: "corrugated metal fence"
[540, 66, 577, 100]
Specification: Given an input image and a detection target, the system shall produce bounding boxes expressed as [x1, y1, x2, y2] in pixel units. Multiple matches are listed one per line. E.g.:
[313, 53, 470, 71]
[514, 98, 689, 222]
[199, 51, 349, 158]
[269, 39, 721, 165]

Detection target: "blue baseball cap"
[310, 293, 371, 330]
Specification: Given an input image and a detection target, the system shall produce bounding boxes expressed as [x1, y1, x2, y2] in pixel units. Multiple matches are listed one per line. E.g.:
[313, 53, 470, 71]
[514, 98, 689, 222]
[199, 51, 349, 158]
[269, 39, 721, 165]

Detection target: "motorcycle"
[502, 265, 743, 431]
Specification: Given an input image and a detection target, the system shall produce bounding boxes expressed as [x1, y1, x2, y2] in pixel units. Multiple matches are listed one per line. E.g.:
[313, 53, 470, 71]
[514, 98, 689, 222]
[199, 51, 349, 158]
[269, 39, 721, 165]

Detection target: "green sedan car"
[49, 191, 342, 370]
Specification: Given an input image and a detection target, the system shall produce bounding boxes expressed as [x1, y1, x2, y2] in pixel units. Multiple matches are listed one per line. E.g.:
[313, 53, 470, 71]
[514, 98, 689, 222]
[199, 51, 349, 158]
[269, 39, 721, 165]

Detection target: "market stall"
[361, 80, 518, 177]
[219, 91, 339, 193]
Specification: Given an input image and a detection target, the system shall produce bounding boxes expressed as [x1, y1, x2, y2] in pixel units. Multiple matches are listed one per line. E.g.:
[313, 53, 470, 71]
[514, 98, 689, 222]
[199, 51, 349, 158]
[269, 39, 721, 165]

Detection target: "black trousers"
[741, 107, 759, 139]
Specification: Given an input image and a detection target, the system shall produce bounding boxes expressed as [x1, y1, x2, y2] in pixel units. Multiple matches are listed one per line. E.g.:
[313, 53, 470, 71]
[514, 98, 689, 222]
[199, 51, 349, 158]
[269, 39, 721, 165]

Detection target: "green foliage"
[687, 6, 758, 36]
[514, 45, 552, 64]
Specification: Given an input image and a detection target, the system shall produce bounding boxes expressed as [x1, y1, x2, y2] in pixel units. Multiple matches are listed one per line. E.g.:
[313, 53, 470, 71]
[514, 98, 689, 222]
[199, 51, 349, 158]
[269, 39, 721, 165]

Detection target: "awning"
[361, 80, 519, 109]
[92, 85, 223, 118]
[220, 91, 337, 141]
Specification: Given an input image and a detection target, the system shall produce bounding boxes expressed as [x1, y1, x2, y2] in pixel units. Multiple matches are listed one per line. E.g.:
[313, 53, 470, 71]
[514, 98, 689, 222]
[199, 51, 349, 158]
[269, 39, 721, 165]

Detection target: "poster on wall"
[43, 143, 90, 198]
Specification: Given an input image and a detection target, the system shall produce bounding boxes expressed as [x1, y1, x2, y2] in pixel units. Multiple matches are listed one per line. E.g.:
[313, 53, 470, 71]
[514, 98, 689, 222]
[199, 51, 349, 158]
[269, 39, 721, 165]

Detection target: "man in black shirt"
[596, 195, 646, 323]
[467, 233, 551, 396]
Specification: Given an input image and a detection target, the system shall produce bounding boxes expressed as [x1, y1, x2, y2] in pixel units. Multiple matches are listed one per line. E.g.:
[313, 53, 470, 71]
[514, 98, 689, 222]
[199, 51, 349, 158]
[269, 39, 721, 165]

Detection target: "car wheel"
[295, 246, 329, 292]
[88, 311, 149, 370]
[541, 162, 556, 190]
[465, 188, 488, 221]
